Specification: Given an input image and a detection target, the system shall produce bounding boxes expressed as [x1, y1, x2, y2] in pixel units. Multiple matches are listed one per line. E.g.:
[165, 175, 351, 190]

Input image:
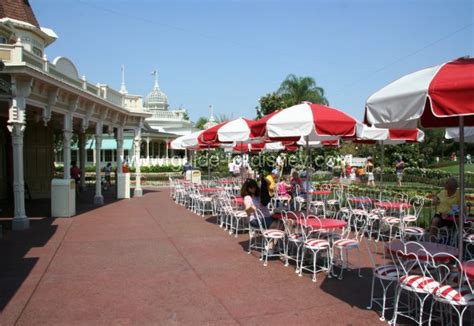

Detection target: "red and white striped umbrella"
[296, 139, 340, 147]
[445, 127, 474, 143]
[365, 57, 474, 129]
[231, 140, 298, 153]
[198, 117, 257, 144]
[352, 124, 425, 145]
[171, 130, 204, 149]
[251, 102, 357, 141]
[364, 57, 474, 260]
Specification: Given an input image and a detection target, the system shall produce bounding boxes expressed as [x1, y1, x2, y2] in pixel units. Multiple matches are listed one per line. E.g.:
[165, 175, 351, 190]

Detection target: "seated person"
[290, 171, 303, 195]
[265, 169, 278, 197]
[429, 177, 461, 240]
[241, 178, 273, 229]
[277, 176, 290, 198]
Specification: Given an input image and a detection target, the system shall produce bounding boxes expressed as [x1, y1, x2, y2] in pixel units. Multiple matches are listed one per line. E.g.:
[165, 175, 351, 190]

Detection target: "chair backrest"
[255, 208, 274, 231]
[408, 196, 425, 218]
[321, 183, 331, 191]
[294, 184, 301, 197]
[299, 214, 321, 241]
[364, 238, 379, 269]
[351, 213, 368, 242]
[334, 186, 343, 202]
[281, 210, 297, 237]
[429, 254, 474, 300]
[395, 241, 431, 278]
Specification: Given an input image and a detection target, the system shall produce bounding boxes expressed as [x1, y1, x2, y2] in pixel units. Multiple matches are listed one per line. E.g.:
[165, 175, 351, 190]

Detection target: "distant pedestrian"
[122, 160, 129, 173]
[395, 156, 405, 187]
[183, 160, 192, 174]
[104, 163, 112, 190]
[345, 162, 352, 179]
[365, 157, 375, 187]
[466, 154, 472, 164]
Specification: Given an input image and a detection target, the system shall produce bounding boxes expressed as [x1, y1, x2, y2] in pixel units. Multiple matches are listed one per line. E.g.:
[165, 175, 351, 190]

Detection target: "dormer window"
[0, 36, 7, 44]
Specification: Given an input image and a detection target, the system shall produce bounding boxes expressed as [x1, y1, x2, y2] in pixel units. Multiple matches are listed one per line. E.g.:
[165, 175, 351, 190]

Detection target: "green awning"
[72, 138, 133, 150]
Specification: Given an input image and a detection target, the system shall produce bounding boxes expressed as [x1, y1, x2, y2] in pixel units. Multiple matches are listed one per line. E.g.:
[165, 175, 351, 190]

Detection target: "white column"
[94, 122, 104, 204]
[7, 77, 32, 230]
[134, 127, 143, 197]
[116, 127, 124, 174]
[9, 123, 28, 230]
[165, 140, 169, 159]
[63, 113, 73, 179]
[79, 131, 86, 191]
[146, 137, 150, 163]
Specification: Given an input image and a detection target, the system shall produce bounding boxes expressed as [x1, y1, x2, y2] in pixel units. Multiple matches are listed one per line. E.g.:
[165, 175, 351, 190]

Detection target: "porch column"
[116, 126, 124, 173]
[94, 121, 104, 204]
[79, 131, 86, 191]
[134, 126, 143, 197]
[165, 140, 169, 159]
[63, 113, 73, 179]
[8, 77, 32, 230]
[9, 124, 28, 230]
[158, 140, 161, 158]
[146, 137, 150, 162]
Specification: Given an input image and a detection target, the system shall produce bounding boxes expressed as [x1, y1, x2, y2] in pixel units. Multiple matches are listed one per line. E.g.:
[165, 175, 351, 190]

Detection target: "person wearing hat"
[265, 169, 278, 197]
[365, 157, 375, 187]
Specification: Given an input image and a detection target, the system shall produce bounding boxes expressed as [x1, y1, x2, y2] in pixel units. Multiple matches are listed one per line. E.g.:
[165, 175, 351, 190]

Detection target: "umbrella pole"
[459, 117, 465, 260]
[207, 145, 211, 182]
[306, 136, 310, 215]
[380, 141, 384, 201]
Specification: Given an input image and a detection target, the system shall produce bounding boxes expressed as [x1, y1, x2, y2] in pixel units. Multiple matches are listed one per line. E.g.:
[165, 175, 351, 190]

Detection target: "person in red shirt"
[70, 161, 80, 184]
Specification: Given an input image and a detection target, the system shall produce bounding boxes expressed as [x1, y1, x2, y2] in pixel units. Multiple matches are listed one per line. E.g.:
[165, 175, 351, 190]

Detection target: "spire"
[151, 69, 160, 89]
[209, 104, 215, 122]
[119, 65, 128, 94]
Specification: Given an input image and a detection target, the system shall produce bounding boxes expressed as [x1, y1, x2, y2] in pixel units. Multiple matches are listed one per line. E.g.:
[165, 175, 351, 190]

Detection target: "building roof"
[0, 0, 40, 28]
[145, 70, 168, 109]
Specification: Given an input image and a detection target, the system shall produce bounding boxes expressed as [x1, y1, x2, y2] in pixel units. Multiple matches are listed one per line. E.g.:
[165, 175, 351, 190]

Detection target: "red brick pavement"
[0, 188, 386, 325]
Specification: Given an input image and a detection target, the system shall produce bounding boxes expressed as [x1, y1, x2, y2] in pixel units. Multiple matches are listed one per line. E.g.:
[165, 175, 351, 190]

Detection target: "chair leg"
[312, 251, 317, 282]
[366, 274, 375, 310]
[299, 248, 306, 277]
[389, 285, 402, 326]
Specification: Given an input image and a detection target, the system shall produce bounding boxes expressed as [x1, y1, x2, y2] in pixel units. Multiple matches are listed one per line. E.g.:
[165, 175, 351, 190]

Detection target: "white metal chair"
[390, 242, 439, 326]
[254, 209, 286, 267]
[281, 211, 304, 273]
[331, 212, 367, 280]
[428, 255, 474, 326]
[299, 215, 331, 282]
[365, 238, 401, 321]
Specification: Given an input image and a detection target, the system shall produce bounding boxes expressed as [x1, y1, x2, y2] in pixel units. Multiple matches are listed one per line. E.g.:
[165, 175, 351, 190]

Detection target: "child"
[277, 176, 290, 198]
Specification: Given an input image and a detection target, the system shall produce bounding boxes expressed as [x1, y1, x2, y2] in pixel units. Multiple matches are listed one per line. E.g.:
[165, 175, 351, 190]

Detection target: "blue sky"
[35, 0, 472, 122]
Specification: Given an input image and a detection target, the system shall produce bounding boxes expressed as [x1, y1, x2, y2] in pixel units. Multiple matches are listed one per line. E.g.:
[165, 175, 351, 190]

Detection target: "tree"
[194, 117, 208, 130]
[278, 74, 329, 106]
[256, 92, 287, 118]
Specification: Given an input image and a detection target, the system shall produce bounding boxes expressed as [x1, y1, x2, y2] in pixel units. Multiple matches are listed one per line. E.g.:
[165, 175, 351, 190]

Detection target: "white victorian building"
[0, 0, 187, 230]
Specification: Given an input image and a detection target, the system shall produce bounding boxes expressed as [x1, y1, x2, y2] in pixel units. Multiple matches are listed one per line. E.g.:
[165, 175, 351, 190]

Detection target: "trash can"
[51, 178, 76, 217]
[186, 170, 201, 184]
[117, 172, 130, 199]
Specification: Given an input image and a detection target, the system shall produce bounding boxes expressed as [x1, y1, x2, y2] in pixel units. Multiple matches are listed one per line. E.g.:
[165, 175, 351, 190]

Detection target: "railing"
[148, 110, 187, 121]
[0, 43, 145, 113]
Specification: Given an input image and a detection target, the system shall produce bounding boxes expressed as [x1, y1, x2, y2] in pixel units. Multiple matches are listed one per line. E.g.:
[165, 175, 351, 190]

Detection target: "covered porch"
[0, 38, 151, 230]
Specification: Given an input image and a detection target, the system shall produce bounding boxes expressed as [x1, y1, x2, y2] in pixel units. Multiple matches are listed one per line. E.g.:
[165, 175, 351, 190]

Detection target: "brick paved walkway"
[1, 188, 385, 325]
